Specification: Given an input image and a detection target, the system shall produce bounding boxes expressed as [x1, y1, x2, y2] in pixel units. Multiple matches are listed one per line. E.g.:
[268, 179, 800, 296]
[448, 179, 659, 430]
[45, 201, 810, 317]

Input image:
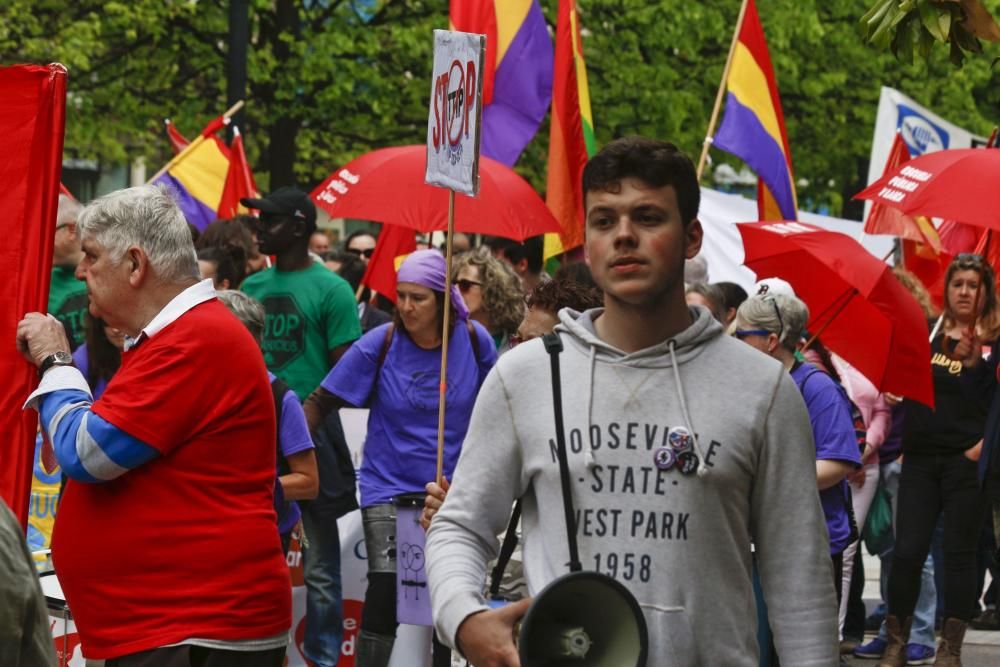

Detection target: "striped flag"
[543, 0, 597, 261]
[151, 117, 231, 230]
[713, 0, 797, 221]
[450, 0, 553, 167]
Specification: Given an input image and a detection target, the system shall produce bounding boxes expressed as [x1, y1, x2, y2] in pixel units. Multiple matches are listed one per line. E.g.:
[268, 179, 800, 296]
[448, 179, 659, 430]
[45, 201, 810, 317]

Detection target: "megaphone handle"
[542, 333, 583, 573]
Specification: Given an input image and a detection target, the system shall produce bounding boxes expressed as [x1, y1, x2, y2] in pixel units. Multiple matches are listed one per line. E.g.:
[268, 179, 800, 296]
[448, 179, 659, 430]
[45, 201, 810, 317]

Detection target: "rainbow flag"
[152, 118, 230, 230]
[712, 0, 797, 221]
[450, 0, 553, 167]
[543, 0, 596, 261]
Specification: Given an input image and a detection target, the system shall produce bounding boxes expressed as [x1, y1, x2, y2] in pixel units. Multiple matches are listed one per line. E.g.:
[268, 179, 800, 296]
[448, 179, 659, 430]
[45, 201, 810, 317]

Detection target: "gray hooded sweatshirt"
[426, 306, 839, 665]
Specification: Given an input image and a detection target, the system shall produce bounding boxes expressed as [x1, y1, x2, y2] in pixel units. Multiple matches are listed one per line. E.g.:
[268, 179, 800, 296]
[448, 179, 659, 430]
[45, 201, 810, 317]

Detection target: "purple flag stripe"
[713, 92, 797, 220]
[480, 1, 553, 167]
[153, 173, 217, 231]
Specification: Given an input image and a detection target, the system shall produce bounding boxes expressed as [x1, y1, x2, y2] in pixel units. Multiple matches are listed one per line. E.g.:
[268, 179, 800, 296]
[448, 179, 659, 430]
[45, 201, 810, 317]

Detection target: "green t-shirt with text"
[48, 266, 89, 350]
[242, 262, 362, 400]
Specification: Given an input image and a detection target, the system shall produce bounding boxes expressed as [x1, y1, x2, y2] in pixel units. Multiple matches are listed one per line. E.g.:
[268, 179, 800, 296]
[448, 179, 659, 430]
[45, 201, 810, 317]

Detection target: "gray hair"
[57, 194, 83, 227]
[76, 184, 199, 284]
[684, 255, 709, 286]
[216, 290, 265, 345]
[686, 282, 726, 322]
[736, 293, 810, 351]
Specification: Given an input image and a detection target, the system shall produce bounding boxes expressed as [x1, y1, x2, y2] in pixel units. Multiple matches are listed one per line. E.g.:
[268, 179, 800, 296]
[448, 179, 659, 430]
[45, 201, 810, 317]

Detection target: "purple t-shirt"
[791, 362, 863, 555]
[321, 321, 496, 508]
[270, 373, 315, 534]
[72, 343, 110, 399]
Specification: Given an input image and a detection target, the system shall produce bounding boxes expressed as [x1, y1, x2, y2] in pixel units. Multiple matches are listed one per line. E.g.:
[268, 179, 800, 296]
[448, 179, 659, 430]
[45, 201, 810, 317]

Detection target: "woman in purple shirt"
[304, 249, 497, 667]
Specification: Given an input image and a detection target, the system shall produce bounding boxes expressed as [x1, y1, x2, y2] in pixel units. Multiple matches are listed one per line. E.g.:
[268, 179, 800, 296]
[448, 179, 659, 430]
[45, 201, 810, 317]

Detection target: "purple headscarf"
[396, 249, 469, 321]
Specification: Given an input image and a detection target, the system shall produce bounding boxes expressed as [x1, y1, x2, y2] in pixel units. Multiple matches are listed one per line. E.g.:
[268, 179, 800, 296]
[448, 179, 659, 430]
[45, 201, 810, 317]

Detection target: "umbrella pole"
[802, 289, 857, 352]
[435, 189, 457, 486]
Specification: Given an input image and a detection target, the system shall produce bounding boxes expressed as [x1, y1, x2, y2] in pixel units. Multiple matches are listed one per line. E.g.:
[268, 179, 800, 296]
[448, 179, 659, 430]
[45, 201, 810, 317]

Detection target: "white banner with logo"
[867, 85, 988, 186]
[425, 29, 485, 196]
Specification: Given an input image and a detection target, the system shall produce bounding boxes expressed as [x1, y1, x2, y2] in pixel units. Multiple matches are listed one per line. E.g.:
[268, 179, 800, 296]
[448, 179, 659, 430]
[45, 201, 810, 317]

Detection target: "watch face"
[53, 351, 73, 364]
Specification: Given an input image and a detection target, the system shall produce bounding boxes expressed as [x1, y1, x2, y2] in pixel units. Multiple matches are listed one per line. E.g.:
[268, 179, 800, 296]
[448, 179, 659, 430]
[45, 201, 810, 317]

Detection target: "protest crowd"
[3, 3, 1000, 667]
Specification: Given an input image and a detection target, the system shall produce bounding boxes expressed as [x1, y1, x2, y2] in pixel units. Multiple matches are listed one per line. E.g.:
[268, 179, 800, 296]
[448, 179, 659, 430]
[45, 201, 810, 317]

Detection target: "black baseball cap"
[241, 187, 316, 226]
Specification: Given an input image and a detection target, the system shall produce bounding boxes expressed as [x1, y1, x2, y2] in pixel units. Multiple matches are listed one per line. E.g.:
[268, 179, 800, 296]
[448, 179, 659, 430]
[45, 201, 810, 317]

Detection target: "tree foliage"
[1, 0, 997, 219]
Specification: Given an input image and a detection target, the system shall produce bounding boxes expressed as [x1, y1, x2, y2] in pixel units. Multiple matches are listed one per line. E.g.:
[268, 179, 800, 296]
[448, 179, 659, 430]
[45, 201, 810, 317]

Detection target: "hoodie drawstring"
[668, 339, 709, 477]
[584, 346, 597, 469]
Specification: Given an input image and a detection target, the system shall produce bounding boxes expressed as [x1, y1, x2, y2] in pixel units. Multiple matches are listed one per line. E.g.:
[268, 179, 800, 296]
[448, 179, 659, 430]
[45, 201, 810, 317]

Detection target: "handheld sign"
[425, 29, 486, 196]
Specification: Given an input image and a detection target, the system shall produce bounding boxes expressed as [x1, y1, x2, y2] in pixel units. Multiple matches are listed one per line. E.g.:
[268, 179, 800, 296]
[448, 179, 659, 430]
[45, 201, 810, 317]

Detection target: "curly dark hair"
[582, 136, 700, 224]
[525, 278, 603, 315]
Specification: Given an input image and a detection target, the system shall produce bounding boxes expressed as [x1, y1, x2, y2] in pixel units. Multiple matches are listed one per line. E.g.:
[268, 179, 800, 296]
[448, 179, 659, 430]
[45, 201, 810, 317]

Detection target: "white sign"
[425, 29, 485, 196]
[867, 86, 988, 187]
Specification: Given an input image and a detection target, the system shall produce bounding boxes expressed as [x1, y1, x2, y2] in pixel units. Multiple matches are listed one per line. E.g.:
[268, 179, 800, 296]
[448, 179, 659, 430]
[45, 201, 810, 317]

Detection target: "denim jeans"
[876, 459, 937, 647]
[302, 508, 344, 667]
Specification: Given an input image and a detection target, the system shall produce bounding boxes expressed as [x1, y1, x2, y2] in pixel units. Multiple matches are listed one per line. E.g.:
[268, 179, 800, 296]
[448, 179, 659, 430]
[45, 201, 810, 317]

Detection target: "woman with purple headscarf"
[304, 249, 496, 667]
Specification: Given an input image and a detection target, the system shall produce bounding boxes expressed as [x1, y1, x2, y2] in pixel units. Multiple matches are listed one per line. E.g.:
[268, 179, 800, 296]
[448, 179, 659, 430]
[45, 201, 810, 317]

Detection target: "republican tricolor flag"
[713, 0, 797, 221]
[450, 0, 553, 168]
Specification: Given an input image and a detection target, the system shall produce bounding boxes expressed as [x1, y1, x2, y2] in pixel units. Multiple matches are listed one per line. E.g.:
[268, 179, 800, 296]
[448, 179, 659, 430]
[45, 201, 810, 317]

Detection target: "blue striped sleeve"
[38, 388, 159, 483]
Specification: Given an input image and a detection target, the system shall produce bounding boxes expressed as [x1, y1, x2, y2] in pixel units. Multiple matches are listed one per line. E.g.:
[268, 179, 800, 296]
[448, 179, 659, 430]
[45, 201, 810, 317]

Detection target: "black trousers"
[106, 645, 286, 667]
[888, 452, 986, 621]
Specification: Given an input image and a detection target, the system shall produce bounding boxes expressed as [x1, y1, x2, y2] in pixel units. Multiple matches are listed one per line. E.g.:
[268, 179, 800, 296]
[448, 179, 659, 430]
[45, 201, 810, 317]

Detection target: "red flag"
[164, 118, 190, 155]
[864, 133, 942, 252]
[449, 1, 497, 105]
[0, 64, 67, 526]
[902, 239, 951, 311]
[544, 0, 596, 259]
[216, 126, 258, 219]
[361, 224, 417, 304]
[59, 182, 75, 200]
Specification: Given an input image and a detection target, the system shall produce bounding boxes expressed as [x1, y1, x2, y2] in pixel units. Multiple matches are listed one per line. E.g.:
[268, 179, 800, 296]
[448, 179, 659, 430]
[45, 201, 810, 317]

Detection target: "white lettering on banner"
[900, 165, 932, 181]
[762, 222, 816, 236]
[887, 176, 919, 192]
[878, 187, 906, 203]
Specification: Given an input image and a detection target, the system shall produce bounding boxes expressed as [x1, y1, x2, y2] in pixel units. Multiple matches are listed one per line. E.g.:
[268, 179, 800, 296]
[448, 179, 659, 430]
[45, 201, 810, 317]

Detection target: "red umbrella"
[854, 147, 1000, 231]
[310, 145, 560, 241]
[738, 221, 934, 407]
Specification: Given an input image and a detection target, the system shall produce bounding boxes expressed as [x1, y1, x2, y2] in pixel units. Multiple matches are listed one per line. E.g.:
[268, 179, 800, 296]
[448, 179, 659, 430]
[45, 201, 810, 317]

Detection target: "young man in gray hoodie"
[424, 137, 838, 665]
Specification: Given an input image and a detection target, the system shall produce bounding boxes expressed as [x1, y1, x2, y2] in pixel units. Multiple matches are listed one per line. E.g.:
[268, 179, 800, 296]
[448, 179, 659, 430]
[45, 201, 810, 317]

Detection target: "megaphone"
[517, 570, 648, 666]
[505, 334, 648, 665]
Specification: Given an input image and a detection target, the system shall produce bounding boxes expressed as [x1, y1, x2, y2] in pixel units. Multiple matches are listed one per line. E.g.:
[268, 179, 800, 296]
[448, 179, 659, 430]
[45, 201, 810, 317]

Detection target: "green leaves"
[860, 0, 999, 66]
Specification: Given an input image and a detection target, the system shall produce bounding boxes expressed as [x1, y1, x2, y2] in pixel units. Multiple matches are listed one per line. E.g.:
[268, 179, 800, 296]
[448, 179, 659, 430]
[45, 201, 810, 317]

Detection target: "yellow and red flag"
[543, 0, 597, 262]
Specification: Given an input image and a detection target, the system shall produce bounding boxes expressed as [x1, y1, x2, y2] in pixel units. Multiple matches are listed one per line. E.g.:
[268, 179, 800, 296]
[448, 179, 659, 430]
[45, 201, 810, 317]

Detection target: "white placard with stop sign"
[425, 29, 485, 197]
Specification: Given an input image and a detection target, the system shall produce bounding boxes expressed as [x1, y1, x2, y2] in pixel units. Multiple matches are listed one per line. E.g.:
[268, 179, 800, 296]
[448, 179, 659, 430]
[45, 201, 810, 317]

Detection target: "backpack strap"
[270, 377, 292, 477]
[376, 323, 395, 372]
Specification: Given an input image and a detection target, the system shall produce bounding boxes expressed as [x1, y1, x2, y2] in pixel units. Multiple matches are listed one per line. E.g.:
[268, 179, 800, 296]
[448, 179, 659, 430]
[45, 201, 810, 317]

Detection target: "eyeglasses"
[763, 296, 784, 342]
[734, 329, 772, 340]
[454, 278, 482, 292]
[347, 247, 375, 259]
[955, 253, 985, 267]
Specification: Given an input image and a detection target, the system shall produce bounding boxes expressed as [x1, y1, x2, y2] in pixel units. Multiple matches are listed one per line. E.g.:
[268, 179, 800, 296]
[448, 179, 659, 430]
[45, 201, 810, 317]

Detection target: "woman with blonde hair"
[451, 247, 525, 351]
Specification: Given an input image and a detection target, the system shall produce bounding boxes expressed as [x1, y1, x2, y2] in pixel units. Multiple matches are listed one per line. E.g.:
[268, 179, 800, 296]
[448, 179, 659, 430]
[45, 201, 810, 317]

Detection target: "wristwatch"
[38, 351, 74, 378]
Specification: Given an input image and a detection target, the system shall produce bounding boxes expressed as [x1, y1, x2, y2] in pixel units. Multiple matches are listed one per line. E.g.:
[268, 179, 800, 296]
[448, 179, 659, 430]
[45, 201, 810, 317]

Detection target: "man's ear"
[767, 333, 781, 355]
[684, 219, 704, 260]
[515, 258, 528, 275]
[126, 247, 150, 287]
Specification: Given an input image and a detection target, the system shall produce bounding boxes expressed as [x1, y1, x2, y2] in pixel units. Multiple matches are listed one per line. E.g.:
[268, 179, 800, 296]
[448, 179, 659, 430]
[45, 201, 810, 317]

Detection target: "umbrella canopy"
[310, 145, 561, 241]
[854, 148, 1000, 231]
[738, 221, 934, 407]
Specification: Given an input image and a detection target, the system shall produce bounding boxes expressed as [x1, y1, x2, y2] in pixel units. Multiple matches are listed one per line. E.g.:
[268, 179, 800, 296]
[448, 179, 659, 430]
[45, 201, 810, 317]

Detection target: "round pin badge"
[668, 426, 693, 452]
[677, 451, 700, 476]
[653, 447, 676, 471]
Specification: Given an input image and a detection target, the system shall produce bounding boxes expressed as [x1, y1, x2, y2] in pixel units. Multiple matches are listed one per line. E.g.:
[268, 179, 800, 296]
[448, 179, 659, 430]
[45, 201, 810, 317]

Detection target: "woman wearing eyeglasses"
[451, 247, 525, 351]
[877, 253, 1000, 666]
[734, 294, 861, 601]
[303, 249, 497, 667]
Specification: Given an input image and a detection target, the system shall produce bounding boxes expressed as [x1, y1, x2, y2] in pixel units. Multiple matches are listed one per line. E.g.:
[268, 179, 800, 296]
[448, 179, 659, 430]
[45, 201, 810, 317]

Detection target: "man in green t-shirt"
[48, 195, 89, 350]
[240, 186, 361, 667]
